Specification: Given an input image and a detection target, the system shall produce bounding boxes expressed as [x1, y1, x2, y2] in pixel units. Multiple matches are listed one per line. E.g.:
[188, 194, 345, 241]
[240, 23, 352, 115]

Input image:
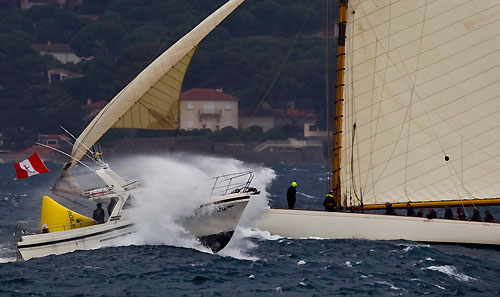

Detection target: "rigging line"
[404, 0, 428, 201]
[59, 125, 95, 161]
[351, 124, 361, 205]
[52, 192, 94, 211]
[35, 143, 96, 173]
[243, 0, 317, 129]
[325, 0, 331, 192]
[360, 0, 478, 195]
[59, 136, 95, 163]
[460, 135, 478, 200]
[345, 5, 362, 206]
[350, 1, 498, 63]
[358, 0, 393, 201]
[347, 4, 356, 198]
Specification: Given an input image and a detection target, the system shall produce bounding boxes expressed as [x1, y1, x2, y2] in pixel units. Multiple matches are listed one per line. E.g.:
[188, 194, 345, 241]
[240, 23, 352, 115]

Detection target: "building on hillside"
[36, 134, 71, 150]
[31, 42, 84, 64]
[21, 0, 82, 11]
[239, 108, 316, 132]
[48, 68, 83, 83]
[303, 123, 327, 138]
[84, 98, 107, 119]
[180, 88, 238, 131]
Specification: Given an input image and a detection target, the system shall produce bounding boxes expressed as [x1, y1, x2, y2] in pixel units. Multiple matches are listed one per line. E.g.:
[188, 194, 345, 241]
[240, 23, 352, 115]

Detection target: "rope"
[243, 0, 317, 129]
[325, 0, 332, 193]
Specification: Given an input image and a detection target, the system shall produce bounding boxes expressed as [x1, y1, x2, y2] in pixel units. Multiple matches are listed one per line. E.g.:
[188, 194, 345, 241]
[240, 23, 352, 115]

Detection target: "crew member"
[287, 182, 297, 209]
[457, 207, 466, 220]
[471, 208, 481, 221]
[385, 202, 396, 215]
[416, 209, 424, 217]
[323, 191, 335, 212]
[406, 202, 415, 216]
[93, 202, 105, 224]
[108, 197, 117, 216]
[484, 210, 495, 223]
[426, 208, 437, 219]
[444, 205, 453, 220]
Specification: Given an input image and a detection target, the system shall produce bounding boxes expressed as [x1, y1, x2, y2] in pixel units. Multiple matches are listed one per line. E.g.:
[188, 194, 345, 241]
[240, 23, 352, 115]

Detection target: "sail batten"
[69, 0, 244, 168]
[342, 0, 500, 206]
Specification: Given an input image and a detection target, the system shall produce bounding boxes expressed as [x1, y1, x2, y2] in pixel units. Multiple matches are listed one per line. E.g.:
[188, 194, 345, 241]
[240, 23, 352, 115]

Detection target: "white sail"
[341, 0, 500, 206]
[69, 0, 244, 168]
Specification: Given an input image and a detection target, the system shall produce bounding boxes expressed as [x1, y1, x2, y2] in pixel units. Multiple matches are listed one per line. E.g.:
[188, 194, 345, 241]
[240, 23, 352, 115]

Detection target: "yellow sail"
[40, 196, 96, 233]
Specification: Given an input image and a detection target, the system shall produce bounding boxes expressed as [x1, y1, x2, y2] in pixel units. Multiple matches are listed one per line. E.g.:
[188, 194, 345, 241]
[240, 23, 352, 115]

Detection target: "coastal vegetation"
[0, 0, 335, 150]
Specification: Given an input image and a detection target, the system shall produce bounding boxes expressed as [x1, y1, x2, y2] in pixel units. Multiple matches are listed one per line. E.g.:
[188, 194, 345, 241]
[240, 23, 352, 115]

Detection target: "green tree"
[70, 21, 125, 57]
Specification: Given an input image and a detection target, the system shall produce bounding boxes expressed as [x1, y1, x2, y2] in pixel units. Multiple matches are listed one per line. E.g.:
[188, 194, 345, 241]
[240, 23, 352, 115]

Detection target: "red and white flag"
[13, 153, 50, 179]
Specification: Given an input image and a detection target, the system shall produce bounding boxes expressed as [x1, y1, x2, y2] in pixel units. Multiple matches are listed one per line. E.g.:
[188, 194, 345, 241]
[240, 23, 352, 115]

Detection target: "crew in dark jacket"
[484, 210, 495, 223]
[457, 207, 466, 220]
[323, 191, 335, 212]
[108, 197, 117, 216]
[416, 209, 424, 217]
[406, 202, 415, 216]
[444, 206, 453, 220]
[426, 208, 437, 219]
[93, 203, 105, 224]
[471, 208, 481, 222]
[287, 182, 297, 209]
[385, 202, 396, 215]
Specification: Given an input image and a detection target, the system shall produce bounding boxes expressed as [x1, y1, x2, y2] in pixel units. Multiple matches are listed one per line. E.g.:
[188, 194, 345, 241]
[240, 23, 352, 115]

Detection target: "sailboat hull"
[254, 209, 500, 246]
[17, 220, 134, 261]
[17, 193, 251, 260]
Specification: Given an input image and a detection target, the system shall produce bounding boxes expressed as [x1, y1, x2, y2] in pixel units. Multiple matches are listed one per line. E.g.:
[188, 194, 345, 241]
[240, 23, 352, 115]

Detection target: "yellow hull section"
[41, 196, 96, 233]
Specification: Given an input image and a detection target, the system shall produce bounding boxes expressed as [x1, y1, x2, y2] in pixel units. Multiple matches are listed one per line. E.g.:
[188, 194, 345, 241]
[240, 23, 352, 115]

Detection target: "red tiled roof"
[181, 88, 237, 101]
[32, 43, 74, 53]
[48, 68, 82, 77]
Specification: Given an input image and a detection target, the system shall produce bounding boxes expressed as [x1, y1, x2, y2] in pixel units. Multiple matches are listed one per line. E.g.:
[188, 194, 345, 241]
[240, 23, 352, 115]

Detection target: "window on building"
[50, 73, 60, 82]
[225, 102, 232, 110]
[225, 119, 232, 127]
[46, 140, 58, 146]
[204, 102, 215, 110]
[187, 102, 193, 110]
[187, 120, 194, 129]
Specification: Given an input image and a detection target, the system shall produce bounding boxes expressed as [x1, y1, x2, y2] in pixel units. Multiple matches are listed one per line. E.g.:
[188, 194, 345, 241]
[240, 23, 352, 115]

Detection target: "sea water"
[0, 154, 499, 296]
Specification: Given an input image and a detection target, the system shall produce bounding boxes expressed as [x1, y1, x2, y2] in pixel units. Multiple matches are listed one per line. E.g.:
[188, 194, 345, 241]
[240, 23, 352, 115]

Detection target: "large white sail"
[341, 0, 500, 206]
[69, 0, 244, 168]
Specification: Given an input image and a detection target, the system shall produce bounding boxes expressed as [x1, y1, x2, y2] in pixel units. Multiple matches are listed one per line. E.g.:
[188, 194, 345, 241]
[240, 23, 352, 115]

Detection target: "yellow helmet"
[291, 182, 297, 187]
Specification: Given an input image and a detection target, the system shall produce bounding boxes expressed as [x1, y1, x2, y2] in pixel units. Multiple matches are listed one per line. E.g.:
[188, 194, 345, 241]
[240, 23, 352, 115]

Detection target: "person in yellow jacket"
[323, 191, 335, 211]
[286, 182, 297, 209]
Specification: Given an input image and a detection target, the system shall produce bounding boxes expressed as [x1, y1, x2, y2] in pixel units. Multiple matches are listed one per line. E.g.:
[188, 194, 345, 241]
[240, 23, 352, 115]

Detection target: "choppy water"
[1, 155, 500, 296]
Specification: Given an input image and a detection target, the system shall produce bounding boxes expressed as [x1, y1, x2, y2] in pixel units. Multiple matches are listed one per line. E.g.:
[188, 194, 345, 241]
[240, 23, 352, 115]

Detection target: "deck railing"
[209, 171, 254, 196]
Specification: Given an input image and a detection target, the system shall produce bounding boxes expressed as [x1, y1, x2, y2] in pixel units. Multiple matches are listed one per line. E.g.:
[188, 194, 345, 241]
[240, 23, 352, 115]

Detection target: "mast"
[332, 0, 347, 208]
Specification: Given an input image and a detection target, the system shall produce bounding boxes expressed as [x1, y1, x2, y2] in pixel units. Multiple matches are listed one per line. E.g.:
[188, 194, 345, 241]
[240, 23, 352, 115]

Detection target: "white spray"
[110, 153, 276, 258]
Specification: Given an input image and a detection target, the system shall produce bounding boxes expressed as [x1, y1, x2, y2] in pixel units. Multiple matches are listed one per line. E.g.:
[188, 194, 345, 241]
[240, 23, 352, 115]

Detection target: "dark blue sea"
[1, 155, 500, 296]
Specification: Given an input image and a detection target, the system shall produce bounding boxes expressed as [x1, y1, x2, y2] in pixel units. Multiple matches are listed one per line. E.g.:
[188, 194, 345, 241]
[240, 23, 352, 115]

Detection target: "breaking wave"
[110, 153, 275, 257]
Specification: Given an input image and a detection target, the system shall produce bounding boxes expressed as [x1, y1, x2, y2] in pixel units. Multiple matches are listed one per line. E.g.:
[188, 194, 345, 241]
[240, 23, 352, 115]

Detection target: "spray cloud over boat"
[108, 153, 276, 256]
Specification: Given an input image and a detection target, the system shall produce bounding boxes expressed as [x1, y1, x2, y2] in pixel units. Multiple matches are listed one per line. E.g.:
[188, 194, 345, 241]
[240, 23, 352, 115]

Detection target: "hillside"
[0, 0, 337, 150]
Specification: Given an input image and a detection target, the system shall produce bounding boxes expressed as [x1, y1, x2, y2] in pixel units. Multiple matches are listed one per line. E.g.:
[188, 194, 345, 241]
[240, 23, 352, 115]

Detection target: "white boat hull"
[254, 209, 500, 246]
[17, 193, 250, 260]
[17, 219, 134, 261]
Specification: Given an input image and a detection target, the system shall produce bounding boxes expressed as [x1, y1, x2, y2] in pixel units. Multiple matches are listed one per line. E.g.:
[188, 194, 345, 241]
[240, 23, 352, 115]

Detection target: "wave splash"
[110, 153, 275, 257]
